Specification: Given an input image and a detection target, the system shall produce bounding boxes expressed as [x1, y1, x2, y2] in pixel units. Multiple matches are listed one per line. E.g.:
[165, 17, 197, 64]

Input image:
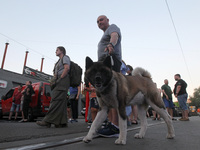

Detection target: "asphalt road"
[0, 116, 200, 150]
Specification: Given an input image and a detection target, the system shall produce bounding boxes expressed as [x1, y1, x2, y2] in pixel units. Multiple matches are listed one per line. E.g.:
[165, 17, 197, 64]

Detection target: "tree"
[189, 87, 200, 109]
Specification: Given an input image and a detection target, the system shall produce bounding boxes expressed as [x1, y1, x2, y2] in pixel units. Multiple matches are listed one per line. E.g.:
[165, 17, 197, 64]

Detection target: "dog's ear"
[86, 56, 94, 70]
[103, 56, 112, 69]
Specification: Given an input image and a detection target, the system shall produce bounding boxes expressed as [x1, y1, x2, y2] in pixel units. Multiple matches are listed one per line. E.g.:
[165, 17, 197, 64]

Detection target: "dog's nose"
[95, 76, 102, 82]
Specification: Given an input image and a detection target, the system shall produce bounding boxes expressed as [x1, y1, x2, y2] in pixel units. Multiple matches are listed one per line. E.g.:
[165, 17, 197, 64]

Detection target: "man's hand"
[104, 44, 114, 54]
[104, 32, 118, 54]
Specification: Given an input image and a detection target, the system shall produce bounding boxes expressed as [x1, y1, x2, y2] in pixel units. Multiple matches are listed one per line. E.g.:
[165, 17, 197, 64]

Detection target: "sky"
[0, 0, 200, 101]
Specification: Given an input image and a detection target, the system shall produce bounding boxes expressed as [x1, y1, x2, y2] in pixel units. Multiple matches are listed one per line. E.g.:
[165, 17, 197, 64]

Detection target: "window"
[44, 85, 51, 97]
[5, 89, 14, 100]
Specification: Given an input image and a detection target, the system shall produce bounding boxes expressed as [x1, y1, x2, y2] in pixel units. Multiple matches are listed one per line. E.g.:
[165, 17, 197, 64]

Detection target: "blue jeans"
[10, 102, 20, 112]
[177, 93, 188, 110]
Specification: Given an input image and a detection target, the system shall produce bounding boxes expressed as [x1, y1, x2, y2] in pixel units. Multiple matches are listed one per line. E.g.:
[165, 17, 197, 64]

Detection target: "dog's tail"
[132, 67, 151, 79]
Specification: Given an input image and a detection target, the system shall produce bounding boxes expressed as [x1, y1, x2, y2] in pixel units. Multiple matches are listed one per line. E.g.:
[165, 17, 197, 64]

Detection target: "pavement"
[0, 116, 200, 150]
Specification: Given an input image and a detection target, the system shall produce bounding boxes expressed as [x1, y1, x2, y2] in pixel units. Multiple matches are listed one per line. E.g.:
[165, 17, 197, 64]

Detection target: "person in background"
[21, 81, 35, 122]
[8, 85, 23, 121]
[126, 65, 139, 125]
[85, 82, 99, 128]
[152, 86, 161, 121]
[161, 79, 176, 120]
[120, 60, 128, 75]
[120, 61, 132, 126]
[66, 91, 72, 122]
[36, 46, 70, 127]
[69, 85, 81, 122]
[173, 74, 189, 121]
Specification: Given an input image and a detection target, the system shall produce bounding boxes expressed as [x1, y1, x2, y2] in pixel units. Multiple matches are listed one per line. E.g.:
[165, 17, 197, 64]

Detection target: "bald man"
[96, 15, 122, 137]
[161, 79, 176, 120]
[97, 15, 122, 71]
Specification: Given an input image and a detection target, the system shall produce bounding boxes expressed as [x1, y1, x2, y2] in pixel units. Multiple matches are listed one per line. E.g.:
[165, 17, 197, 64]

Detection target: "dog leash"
[106, 53, 114, 67]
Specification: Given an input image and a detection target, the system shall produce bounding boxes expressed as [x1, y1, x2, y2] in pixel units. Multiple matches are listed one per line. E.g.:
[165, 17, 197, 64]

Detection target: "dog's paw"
[134, 133, 144, 139]
[83, 136, 92, 143]
[166, 133, 175, 139]
[115, 138, 126, 145]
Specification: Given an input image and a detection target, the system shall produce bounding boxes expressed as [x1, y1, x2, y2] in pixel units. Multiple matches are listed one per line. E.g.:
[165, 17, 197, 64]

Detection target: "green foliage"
[189, 87, 200, 108]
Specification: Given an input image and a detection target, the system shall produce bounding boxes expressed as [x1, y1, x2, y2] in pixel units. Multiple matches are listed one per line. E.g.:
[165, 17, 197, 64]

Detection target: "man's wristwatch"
[109, 42, 115, 48]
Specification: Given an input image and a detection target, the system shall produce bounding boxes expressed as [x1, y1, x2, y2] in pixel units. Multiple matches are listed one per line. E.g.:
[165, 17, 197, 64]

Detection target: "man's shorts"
[177, 93, 188, 110]
[10, 102, 20, 112]
[90, 97, 99, 109]
[163, 98, 174, 108]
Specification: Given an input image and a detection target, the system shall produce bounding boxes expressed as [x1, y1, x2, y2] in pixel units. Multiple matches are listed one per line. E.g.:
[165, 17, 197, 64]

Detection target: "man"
[97, 15, 122, 137]
[173, 74, 189, 121]
[8, 85, 23, 121]
[161, 79, 176, 120]
[37, 46, 70, 127]
[21, 81, 35, 122]
[69, 85, 81, 123]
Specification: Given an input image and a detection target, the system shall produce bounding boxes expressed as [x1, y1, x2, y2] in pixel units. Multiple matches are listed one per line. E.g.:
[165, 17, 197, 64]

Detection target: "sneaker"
[172, 118, 177, 121]
[71, 119, 78, 123]
[101, 119, 109, 128]
[68, 118, 73, 123]
[97, 122, 119, 138]
[87, 120, 92, 125]
[36, 121, 51, 127]
[18, 119, 24, 123]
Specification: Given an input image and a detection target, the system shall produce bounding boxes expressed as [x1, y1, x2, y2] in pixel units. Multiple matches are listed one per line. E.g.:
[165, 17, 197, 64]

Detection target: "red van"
[0, 82, 51, 121]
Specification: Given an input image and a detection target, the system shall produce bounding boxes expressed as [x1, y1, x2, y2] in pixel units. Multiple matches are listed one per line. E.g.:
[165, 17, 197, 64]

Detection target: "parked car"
[0, 82, 51, 121]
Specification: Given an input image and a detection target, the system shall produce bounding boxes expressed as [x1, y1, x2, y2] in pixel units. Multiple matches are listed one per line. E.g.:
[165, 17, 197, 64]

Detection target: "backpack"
[69, 61, 82, 87]
[60, 55, 82, 87]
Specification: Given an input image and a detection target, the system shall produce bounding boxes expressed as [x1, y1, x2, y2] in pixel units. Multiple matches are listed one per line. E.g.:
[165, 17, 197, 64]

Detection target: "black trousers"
[23, 100, 30, 119]
[70, 99, 78, 119]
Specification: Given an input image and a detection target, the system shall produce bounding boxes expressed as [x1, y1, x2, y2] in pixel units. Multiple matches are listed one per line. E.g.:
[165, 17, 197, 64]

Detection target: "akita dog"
[83, 56, 175, 145]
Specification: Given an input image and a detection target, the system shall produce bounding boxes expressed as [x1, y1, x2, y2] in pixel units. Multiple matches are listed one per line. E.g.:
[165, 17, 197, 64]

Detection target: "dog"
[83, 56, 175, 145]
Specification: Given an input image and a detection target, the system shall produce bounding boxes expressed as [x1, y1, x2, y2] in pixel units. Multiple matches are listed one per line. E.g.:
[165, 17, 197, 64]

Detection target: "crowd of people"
[8, 15, 189, 138]
[8, 81, 35, 122]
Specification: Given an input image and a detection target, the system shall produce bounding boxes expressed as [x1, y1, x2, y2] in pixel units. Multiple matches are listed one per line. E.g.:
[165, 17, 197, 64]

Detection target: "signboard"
[0, 80, 7, 88]
[23, 66, 53, 81]
[189, 106, 196, 112]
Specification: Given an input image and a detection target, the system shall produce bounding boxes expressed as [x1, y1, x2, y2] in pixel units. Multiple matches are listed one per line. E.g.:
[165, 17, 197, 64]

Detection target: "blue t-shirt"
[69, 87, 78, 95]
[120, 61, 129, 75]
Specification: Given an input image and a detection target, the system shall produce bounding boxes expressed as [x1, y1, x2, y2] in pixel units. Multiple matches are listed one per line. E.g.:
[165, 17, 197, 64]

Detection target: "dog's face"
[85, 56, 113, 91]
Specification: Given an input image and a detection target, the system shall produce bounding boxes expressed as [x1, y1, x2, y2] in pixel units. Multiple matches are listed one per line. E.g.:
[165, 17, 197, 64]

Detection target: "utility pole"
[40, 57, 44, 72]
[1, 43, 9, 69]
[22, 51, 29, 73]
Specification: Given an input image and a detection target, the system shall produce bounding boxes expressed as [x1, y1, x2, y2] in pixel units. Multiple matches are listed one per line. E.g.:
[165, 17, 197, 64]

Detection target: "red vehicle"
[0, 82, 51, 121]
